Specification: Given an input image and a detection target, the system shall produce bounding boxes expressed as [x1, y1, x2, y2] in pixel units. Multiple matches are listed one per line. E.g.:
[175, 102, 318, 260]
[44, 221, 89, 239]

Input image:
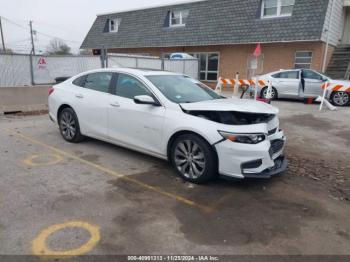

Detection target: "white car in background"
[259, 69, 350, 106]
[169, 53, 195, 59]
[49, 68, 287, 184]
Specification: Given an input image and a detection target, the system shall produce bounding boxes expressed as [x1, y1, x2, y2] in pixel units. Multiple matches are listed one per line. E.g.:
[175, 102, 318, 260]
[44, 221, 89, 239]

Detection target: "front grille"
[270, 139, 284, 156]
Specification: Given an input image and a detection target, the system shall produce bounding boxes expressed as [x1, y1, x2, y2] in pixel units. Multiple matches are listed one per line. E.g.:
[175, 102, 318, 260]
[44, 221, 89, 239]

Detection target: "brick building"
[81, 0, 349, 85]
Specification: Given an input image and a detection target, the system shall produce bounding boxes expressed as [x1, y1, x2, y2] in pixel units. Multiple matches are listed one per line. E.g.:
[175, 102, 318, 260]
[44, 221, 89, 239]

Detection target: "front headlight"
[219, 131, 266, 144]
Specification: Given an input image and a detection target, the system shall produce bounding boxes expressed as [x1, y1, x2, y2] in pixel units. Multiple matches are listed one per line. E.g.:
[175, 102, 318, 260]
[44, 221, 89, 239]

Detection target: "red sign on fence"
[37, 57, 47, 69]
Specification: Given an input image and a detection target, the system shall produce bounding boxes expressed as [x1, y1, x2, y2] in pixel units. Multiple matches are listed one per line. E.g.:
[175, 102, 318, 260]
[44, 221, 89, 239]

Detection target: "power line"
[0, 15, 82, 45]
[35, 31, 81, 44]
[0, 16, 29, 31]
[6, 38, 30, 44]
[32, 20, 81, 34]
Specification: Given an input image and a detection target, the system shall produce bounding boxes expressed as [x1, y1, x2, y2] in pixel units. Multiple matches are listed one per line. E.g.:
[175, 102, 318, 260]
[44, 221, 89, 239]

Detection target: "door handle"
[110, 102, 120, 108]
[75, 94, 84, 99]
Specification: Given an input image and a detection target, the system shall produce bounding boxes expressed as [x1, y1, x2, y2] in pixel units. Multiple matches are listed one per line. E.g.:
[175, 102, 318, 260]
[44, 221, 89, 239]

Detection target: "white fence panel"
[33, 55, 100, 84]
[0, 54, 31, 87]
[184, 60, 200, 79]
[0, 53, 199, 87]
[108, 56, 137, 68]
[164, 59, 199, 79]
[137, 58, 162, 70]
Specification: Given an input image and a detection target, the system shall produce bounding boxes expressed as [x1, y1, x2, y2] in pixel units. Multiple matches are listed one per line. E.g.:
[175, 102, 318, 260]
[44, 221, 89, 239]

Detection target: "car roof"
[80, 67, 183, 77]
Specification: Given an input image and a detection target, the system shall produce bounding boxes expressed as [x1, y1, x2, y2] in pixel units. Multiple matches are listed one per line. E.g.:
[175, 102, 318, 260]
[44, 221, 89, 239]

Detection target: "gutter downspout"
[322, 0, 336, 73]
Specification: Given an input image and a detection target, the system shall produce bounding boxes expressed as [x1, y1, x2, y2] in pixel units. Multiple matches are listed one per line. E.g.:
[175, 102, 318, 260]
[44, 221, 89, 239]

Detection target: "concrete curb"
[0, 86, 49, 114]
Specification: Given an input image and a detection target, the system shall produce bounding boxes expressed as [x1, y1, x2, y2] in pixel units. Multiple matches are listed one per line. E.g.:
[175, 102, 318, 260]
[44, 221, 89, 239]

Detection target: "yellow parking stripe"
[5, 128, 212, 213]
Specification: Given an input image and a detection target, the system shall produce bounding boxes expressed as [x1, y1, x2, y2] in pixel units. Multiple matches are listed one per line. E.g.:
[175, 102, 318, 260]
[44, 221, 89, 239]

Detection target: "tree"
[46, 38, 72, 55]
[0, 48, 13, 54]
[79, 49, 92, 55]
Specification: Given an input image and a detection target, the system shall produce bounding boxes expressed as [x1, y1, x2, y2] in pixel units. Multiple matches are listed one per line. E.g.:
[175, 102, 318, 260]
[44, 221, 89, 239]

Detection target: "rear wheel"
[261, 87, 278, 100]
[170, 134, 217, 184]
[330, 91, 350, 107]
[58, 108, 84, 143]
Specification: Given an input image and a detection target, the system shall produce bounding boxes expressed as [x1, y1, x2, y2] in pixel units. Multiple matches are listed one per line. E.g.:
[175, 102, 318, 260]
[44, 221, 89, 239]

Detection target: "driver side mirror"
[321, 77, 328, 82]
[134, 95, 161, 106]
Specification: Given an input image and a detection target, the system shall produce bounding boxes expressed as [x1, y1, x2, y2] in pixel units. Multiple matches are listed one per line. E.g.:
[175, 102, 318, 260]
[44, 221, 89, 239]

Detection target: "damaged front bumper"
[215, 129, 287, 179]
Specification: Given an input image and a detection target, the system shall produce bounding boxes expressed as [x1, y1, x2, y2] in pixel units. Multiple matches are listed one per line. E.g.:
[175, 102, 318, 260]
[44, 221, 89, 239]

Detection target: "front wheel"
[170, 134, 217, 184]
[261, 87, 278, 100]
[330, 91, 350, 107]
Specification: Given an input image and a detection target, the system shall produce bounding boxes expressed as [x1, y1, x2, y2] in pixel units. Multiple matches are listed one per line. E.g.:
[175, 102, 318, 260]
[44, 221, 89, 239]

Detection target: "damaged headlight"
[219, 131, 267, 144]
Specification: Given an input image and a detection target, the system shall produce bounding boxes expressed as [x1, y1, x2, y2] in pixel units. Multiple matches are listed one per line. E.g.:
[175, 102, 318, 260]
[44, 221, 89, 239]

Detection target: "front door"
[302, 70, 325, 97]
[108, 73, 166, 156]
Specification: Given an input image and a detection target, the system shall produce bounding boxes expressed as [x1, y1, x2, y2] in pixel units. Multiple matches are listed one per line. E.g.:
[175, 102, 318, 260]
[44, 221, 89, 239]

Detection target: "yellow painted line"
[32, 220, 100, 259]
[5, 128, 212, 212]
[23, 153, 63, 167]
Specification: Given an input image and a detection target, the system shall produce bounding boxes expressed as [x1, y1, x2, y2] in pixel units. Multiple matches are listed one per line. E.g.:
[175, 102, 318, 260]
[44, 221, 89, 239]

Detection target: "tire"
[170, 134, 218, 184]
[58, 108, 85, 143]
[261, 87, 278, 100]
[330, 91, 350, 107]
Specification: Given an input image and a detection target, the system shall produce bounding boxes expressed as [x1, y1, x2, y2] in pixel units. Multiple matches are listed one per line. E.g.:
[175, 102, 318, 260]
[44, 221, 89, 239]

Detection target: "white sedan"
[259, 69, 350, 106]
[49, 68, 287, 183]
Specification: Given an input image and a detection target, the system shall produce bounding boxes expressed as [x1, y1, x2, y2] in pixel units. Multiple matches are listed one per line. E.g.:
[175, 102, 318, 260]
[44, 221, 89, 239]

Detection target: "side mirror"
[322, 77, 328, 82]
[134, 95, 161, 106]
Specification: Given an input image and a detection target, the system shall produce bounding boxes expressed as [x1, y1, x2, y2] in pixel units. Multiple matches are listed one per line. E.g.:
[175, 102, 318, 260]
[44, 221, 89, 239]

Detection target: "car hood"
[180, 98, 279, 114]
[329, 79, 350, 86]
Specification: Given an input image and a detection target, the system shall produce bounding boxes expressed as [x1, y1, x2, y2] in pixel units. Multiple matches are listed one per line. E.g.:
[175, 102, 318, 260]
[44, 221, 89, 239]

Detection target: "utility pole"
[29, 20, 35, 55]
[0, 17, 6, 52]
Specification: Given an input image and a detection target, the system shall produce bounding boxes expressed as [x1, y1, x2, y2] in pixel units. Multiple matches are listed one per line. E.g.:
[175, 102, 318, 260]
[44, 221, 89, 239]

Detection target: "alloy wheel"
[174, 140, 206, 179]
[333, 92, 349, 106]
[263, 88, 276, 99]
[60, 111, 76, 140]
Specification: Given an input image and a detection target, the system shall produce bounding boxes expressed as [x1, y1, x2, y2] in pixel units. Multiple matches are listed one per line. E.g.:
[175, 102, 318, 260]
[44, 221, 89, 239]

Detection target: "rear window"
[72, 76, 86, 87]
[84, 72, 113, 93]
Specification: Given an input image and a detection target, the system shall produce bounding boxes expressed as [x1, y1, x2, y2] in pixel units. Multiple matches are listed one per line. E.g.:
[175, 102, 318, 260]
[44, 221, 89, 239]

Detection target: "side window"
[115, 74, 152, 99]
[72, 76, 86, 87]
[280, 71, 299, 79]
[303, 70, 322, 80]
[84, 73, 113, 93]
[272, 71, 298, 79]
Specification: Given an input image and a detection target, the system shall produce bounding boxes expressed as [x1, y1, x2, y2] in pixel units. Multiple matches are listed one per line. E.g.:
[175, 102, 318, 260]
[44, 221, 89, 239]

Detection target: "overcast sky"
[0, 0, 199, 54]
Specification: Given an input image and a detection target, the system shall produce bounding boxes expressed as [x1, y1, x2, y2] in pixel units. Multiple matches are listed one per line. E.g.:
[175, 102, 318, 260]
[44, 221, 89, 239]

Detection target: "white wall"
[342, 7, 350, 43]
[321, 0, 345, 46]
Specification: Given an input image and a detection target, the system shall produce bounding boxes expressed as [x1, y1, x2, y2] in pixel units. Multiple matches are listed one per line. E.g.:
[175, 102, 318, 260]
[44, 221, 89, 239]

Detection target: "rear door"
[271, 70, 300, 98]
[73, 72, 113, 139]
[303, 70, 325, 97]
[108, 73, 166, 155]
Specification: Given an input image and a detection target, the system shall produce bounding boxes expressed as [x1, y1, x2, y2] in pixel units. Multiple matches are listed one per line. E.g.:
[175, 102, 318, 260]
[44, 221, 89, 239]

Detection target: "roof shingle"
[81, 0, 329, 49]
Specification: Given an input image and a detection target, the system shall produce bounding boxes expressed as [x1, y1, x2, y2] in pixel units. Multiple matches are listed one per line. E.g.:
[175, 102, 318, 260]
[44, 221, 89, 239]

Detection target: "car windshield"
[146, 75, 222, 104]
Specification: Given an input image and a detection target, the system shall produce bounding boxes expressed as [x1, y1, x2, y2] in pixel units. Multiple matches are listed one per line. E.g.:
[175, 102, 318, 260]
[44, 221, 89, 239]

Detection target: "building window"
[190, 53, 219, 81]
[261, 0, 295, 18]
[294, 51, 313, 69]
[109, 18, 121, 33]
[170, 10, 189, 27]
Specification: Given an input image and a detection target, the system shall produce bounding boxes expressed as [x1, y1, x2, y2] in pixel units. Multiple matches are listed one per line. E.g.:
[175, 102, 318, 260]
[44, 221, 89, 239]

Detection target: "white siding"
[321, 0, 345, 46]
